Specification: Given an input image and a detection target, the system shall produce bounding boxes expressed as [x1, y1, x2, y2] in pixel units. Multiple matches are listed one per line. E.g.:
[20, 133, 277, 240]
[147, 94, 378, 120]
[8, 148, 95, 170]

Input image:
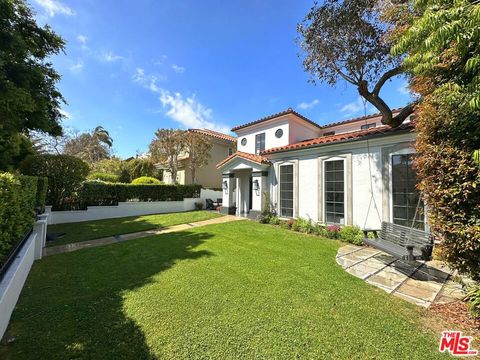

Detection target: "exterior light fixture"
[222, 180, 228, 190]
[252, 179, 259, 191]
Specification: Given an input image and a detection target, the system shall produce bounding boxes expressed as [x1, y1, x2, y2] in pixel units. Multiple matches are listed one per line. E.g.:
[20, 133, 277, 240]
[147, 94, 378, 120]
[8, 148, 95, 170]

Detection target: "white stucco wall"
[236, 117, 290, 154]
[268, 132, 416, 229]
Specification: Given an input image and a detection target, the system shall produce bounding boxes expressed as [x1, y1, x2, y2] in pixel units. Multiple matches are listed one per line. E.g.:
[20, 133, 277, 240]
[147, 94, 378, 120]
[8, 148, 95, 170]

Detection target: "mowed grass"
[0, 221, 448, 359]
[46, 210, 222, 246]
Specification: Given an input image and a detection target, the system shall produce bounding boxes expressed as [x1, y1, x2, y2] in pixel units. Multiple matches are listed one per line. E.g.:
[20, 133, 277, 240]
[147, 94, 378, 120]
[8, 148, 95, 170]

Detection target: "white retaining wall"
[0, 217, 48, 340]
[47, 189, 223, 225]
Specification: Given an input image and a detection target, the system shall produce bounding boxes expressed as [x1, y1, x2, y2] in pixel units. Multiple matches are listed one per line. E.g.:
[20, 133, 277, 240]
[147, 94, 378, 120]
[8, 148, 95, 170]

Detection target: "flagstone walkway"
[336, 244, 466, 307]
[44, 215, 244, 257]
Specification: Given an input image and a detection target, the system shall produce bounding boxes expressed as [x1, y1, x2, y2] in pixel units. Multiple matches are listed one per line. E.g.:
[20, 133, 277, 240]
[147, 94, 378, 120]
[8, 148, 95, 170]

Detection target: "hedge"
[35, 177, 48, 213]
[0, 173, 38, 266]
[79, 182, 202, 206]
[87, 172, 120, 183]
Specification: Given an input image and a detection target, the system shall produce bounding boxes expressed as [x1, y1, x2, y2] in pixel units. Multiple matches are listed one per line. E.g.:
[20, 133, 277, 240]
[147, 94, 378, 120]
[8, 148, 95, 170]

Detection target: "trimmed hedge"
[79, 182, 202, 206]
[0, 173, 38, 266]
[35, 177, 48, 213]
[131, 176, 162, 185]
[87, 172, 120, 183]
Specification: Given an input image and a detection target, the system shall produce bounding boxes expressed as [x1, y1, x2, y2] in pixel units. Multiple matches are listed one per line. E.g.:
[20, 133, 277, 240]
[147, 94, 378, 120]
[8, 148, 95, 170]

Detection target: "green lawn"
[46, 211, 222, 246]
[0, 221, 448, 359]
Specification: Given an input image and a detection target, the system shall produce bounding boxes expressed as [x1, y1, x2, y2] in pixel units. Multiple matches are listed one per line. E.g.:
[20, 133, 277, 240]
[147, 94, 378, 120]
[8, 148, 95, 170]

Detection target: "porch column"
[250, 171, 268, 218]
[220, 173, 236, 215]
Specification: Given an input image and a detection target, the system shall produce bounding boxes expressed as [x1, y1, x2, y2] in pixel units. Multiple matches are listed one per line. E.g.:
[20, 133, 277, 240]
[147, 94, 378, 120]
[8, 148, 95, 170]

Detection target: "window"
[241, 138, 247, 146]
[228, 147, 233, 156]
[255, 133, 265, 154]
[323, 131, 335, 136]
[279, 164, 294, 217]
[361, 123, 376, 130]
[325, 160, 345, 224]
[275, 128, 283, 138]
[392, 154, 424, 229]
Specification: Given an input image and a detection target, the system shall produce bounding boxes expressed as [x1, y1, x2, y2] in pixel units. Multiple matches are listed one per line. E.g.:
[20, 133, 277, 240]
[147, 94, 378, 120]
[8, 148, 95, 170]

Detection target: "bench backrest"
[380, 221, 432, 248]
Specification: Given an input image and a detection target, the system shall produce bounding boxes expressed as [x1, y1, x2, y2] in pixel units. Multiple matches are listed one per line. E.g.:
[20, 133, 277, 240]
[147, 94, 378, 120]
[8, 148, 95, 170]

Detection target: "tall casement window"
[392, 154, 424, 229]
[279, 164, 294, 217]
[255, 133, 265, 154]
[325, 160, 345, 224]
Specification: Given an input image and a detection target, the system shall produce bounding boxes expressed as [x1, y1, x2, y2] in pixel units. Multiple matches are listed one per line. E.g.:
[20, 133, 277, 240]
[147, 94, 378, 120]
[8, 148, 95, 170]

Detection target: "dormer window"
[241, 138, 247, 146]
[361, 123, 376, 130]
[275, 128, 283, 138]
[255, 133, 265, 154]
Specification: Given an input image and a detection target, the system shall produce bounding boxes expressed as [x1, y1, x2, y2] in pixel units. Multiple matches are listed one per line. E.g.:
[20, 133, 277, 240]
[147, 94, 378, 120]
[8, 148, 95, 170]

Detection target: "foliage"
[131, 176, 162, 185]
[394, 0, 480, 280]
[184, 131, 213, 183]
[0, 172, 37, 266]
[118, 168, 131, 183]
[2, 221, 449, 359]
[79, 182, 201, 205]
[297, 0, 414, 127]
[35, 177, 48, 213]
[326, 224, 341, 239]
[291, 218, 315, 234]
[19, 154, 89, 210]
[465, 283, 480, 319]
[125, 158, 158, 180]
[0, 0, 65, 170]
[63, 126, 113, 163]
[339, 225, 364, 245]
[268, 216, 280, 226]
[194, 202, 204, 211]
[46, 211, 221, 247]
[87, 172, 120, 183]
[90, 157, 124, 175]
[149, 129, 185, 184]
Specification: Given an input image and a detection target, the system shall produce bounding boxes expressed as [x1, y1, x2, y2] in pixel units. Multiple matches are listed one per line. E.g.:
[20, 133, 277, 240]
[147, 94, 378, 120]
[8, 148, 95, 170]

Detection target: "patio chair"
[205, 198, 215, 210]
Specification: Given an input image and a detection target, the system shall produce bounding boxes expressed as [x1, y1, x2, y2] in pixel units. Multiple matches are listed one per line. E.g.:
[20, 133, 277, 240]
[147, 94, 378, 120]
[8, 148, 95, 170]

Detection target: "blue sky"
[31, 0, 412, 158]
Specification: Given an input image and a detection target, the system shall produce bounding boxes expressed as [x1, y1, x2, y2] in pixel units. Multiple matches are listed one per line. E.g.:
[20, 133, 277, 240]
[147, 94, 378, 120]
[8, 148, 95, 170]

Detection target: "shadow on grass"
[1, 230, 214, 360]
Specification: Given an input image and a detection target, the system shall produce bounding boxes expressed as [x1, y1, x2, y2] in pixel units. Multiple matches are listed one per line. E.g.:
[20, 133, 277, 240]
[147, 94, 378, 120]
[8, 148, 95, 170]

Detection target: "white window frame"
[323, 157, 347, 225]
[388, 149, 427, 228]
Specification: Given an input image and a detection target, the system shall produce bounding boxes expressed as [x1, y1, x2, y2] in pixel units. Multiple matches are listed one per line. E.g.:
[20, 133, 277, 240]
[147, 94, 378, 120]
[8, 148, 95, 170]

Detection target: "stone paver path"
[336, 244, 466, 308]
[44, 215, 243, 257]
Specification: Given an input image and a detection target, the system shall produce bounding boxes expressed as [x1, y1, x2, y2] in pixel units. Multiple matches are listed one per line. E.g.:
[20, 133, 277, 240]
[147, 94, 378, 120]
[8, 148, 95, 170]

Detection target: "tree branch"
[372, 66, 403, 96]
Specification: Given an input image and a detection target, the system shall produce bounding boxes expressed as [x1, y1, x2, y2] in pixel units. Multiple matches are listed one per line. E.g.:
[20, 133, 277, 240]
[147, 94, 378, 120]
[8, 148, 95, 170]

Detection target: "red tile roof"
[216, 151, 271, 169]
[321, 108, 403, 129]
[188, 128, 236, 142]
[231, 108, 322, 132]
[261, 123, 414, 155]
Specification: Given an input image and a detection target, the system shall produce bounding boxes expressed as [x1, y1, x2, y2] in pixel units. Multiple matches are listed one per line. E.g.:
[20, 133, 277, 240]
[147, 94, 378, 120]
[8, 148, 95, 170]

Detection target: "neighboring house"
[162, 129, 236, 188]
[216, 108, 424, 230]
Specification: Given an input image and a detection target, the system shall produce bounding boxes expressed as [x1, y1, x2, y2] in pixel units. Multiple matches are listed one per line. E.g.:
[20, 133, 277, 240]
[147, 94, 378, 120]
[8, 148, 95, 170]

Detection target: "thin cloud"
[298, 99, 319, 110]
[34, 0, 74, 17]
[76, 35, 87, 44]
[69, 60, 84, 73]
[100, 51, 124, 63]
[59, 109, 72, 120]
[398, 81, 411, 96]
[171, 64, 186, 74]
[340, 97, 366, 117]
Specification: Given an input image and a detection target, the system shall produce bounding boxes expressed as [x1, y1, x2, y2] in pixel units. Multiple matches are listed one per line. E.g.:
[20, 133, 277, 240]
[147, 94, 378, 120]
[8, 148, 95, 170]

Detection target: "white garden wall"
[0, 218, 48, 339]
[47, 189, 223, 225]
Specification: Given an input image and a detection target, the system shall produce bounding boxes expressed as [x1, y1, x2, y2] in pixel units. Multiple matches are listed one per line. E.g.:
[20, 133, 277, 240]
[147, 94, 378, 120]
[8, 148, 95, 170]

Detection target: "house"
[216, 108, 424, 230]
[162, 129, 236, 188]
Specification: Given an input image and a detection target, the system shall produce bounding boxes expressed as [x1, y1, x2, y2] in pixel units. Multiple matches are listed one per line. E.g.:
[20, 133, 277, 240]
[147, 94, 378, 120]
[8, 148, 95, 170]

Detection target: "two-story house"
[217, 108, 424, 230]
[162, 128, 236, 188]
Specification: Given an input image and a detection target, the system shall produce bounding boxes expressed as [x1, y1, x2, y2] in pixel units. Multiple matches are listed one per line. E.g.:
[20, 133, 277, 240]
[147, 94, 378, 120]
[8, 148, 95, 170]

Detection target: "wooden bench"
[363, 221, 433, 261]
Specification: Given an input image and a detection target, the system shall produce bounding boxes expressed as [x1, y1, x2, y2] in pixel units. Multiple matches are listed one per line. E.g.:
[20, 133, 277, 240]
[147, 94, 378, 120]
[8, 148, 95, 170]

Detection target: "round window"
[241, 138, 247, 146]
[275, 128, 283, 138]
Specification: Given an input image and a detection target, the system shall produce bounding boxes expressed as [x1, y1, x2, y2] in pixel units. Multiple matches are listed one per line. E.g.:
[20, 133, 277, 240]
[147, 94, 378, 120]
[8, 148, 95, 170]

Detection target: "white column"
[33, 219, 47, 260]
[236, 177, 241, 215]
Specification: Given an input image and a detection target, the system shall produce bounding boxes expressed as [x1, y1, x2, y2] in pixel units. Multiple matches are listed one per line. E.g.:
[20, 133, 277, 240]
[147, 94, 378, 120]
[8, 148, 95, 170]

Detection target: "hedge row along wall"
[0, 173, 44, 266]
[79, 182, 202, 206]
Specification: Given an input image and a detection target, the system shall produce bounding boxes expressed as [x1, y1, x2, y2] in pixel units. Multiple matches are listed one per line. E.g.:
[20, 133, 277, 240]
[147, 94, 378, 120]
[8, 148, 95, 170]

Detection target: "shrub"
[19, 154, 89, 210]
[268, 216, 280, 225]
[126, 159, 158, 180]
[87, 172, 120, 183]
[79, 182, 201, 205]
[0, 173, 38, 266]
[465, 284, 480, 319]
[131, 176, 162, 185]
[194, 202, 204, 210]
[291, 218, 315, 234]
[325, 224, 341, 239]
[35, 177, 48, 213]
[339, 225, 364, 245]
[118, 168, 131, 183]
[313, 223, 328, 237]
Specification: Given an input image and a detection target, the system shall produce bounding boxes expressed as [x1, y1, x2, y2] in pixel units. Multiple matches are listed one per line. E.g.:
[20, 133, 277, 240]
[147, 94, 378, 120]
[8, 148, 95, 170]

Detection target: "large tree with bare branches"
[297, 0, 415, 127]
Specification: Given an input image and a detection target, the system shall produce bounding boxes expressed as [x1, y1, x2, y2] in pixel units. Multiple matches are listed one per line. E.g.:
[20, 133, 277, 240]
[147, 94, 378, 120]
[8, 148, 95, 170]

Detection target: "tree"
[149, 129, 185, 184]
[0, 0, 66, 169]
[125, 158, 158, 180]
[64, 126, 113, 163]
[297, 0, 415, 127]
[184, 131, 213, 184]
[393, 0, 480, 280]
